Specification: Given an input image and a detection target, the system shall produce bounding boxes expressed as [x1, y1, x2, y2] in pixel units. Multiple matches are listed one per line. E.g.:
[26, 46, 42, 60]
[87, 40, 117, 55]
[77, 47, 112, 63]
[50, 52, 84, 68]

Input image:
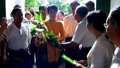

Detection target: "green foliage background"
[25, 0, 82, 14]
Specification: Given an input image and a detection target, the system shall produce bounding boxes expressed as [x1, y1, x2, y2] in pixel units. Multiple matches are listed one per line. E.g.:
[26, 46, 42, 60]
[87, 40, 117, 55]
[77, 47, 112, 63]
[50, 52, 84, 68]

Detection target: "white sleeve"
[110, 48, 120, 68]
[90, 45, 106, 68]
[72, 23, 85, 44]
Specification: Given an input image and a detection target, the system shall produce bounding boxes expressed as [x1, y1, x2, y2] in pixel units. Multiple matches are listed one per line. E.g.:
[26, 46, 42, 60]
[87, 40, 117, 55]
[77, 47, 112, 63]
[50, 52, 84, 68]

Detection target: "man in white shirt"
[7, 8, 32, 68]
[59, 6, 95, 68]
[72, 6, 96, 60]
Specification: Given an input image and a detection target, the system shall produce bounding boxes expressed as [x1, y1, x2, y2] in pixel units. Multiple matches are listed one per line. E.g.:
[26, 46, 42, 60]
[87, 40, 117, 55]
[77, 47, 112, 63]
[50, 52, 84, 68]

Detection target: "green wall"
[96, 0, 110, 15]
[0, 0, 6, 18]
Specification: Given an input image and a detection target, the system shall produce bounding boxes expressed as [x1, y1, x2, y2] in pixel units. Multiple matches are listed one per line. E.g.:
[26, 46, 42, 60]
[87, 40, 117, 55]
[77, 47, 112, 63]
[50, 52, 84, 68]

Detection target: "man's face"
[48, 10, 57, 19]
[70, 2, 79, 15]
[25, 13, 32, 20]
[39, 9, 47, 20]
[14, 10, 23, 23]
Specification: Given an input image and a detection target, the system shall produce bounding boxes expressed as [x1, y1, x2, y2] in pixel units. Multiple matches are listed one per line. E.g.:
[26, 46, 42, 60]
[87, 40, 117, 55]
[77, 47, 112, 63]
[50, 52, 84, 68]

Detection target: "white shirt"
[23, 20, 32, 44]
[87, 34, 115, 68]
[7, 18, 14, 26]
[110, 47, 120, 68]
[7, 21, 31, 50]
[72, 18, 95, 47]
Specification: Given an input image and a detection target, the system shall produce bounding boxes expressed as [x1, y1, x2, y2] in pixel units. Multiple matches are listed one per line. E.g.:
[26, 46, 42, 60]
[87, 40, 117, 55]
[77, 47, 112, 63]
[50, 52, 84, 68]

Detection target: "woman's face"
[106, 17, 120, 45]
[87, 23, 94, 34]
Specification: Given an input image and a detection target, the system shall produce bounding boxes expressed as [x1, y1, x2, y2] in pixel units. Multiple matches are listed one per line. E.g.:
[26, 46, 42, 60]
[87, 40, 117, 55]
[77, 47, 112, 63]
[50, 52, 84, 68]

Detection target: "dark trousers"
[0, 64, 7, 68]
[64, 37, 77, 68]
[64, 48, 79, 68]
[64, 47, 91, 68]
[78, 47, 91, 60]
[36, 46, 48, 68]
[8, 49, 33, 68]
[47, 62, 59, 68]
[64, 37, 91, 68]
[30, 37, 48, 68]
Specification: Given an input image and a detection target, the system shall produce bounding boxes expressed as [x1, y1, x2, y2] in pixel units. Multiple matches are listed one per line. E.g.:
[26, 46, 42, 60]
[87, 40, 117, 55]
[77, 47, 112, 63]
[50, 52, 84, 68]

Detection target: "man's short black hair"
[76, 6, 88, 19]
[11, 8, 22, 17]
[47, 5, 58, 14]
[14, 4, 21, 9]
[85, 1, 95, 11]
[70, 1, 80, 10]
[39, 6, 46, 11]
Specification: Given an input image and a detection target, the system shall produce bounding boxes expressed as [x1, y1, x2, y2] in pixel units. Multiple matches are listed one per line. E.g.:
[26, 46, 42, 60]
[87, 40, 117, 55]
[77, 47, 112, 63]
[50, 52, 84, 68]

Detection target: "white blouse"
[87, 34, 115, 68]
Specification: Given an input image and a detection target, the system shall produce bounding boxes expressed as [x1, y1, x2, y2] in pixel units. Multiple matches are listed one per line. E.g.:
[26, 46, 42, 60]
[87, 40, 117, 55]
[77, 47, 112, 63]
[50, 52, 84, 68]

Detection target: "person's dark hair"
[11, 8, 22, 17]
[39, 6, 46, 11]
[76, 6, 88, 19]
[29, 9, 35, 16]
[60, 11, 64, 16]
[47, 5, 58, 14]
[87, 10, 107, 32]
[70, 1, 80, 10]
[85, 1, 95, 11]
[0, 17, 6, 24]
[109, 7, 120, 26]
[14, 4, 21, 9]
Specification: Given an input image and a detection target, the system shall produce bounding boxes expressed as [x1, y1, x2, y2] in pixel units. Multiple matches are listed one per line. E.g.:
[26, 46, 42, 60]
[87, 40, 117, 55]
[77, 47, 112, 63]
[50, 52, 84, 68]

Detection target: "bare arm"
[58, 41, 79, 50]
[58, 22, 65, 42]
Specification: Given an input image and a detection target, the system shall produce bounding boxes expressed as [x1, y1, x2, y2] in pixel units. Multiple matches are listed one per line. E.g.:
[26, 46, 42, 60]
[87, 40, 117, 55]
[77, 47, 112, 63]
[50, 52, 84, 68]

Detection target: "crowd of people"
[0, 1, 120, 68]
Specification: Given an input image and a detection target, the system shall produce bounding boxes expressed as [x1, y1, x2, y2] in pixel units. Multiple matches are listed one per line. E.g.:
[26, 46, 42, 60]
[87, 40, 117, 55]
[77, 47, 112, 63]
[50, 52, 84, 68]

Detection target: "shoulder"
[43, 21, 49, 27]
[79, 18, 87, 26]
[21, 22, 28, 29]
[7, 23, 14, 36]
[8, 23, 13, 31]
[44, 20, 49, 25]
[114, 47, 120, 57]
[55, 21, 63, 27]
[64, 14, 70, 19]
[56, 21, 63, 24]
[76, 22, 86, 31]
[63, 14, 73, 20]
[97, 34, 114, 50]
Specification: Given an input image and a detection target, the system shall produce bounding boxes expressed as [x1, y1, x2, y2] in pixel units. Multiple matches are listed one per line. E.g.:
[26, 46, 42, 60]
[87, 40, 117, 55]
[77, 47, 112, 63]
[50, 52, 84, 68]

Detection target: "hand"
[77, 60, 87, 66]
[75, 62, 86, 68]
